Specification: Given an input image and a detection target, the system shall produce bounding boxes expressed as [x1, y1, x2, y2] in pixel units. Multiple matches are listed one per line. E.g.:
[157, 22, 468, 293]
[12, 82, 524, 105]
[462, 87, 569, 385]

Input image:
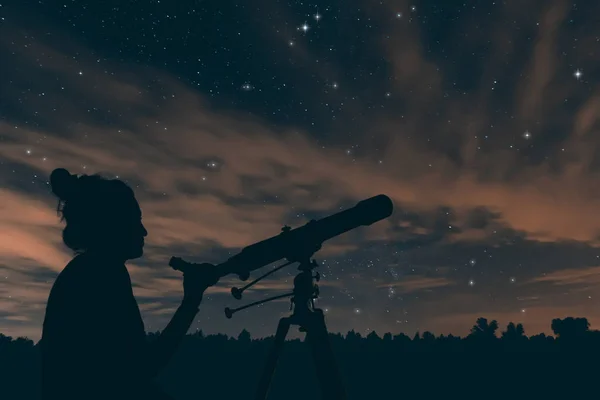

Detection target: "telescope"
[170, 194, 393, 282]
[169, 194, 393, 400]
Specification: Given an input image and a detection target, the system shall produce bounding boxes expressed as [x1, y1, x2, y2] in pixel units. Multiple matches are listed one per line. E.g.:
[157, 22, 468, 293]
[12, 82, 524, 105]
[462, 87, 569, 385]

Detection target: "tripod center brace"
[226, 248, 347, 400]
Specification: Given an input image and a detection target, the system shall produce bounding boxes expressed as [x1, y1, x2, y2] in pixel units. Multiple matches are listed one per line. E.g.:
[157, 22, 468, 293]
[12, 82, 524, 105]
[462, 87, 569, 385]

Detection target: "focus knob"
[231, 287, 243, 300]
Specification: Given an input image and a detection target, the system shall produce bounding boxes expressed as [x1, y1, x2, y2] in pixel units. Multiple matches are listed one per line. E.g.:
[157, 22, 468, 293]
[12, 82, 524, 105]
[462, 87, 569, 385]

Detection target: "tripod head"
[224, 253, 321, 320]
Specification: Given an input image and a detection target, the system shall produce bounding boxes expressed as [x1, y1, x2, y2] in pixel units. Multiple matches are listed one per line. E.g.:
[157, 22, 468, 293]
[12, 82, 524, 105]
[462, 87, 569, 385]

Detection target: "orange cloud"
[377, 276, 455, 294]
[529, 265, 600, 286]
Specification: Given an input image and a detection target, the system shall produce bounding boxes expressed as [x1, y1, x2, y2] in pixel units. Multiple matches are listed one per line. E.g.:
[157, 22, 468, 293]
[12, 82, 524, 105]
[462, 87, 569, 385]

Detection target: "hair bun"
[50, 168, 77, 201]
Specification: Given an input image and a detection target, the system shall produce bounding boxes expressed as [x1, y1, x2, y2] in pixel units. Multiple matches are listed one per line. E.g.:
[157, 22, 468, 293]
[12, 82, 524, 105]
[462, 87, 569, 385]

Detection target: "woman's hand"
[182, 263, 220, 306]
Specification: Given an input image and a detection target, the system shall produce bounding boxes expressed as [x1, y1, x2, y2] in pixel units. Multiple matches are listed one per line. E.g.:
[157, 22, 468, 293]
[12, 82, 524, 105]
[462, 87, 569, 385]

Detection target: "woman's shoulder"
[54, 255, 130, 307]
[59, 253, 125, 288]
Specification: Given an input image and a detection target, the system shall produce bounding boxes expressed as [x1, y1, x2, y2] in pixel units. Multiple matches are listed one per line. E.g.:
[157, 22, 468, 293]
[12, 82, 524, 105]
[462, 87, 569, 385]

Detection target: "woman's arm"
[144, 299, 201, 378]
[144, 262, 218, 378]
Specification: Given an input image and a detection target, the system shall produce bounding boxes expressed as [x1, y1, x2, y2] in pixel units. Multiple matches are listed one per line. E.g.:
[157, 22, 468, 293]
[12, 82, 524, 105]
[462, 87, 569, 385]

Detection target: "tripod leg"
[305, 310, 347, 400]
[254, 317, 291, 400]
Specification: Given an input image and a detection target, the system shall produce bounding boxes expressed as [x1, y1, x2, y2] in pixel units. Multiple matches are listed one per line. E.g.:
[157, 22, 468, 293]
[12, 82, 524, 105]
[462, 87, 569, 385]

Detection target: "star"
[510, 277, 516, 283]
[396, 12, 402, 18]
[299, 23, 309, 33]
[314, 13, 321, 21]
[469, 258, 476, 266]
[468, 279, 475, 287]
[523, 130, 531, 139]
[574, 69, 582, 80]
[387, 287, 396, 298]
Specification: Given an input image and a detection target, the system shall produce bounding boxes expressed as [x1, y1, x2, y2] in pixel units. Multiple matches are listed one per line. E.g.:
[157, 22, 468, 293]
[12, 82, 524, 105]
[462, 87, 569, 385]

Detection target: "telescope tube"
[170, 194, 393, 278]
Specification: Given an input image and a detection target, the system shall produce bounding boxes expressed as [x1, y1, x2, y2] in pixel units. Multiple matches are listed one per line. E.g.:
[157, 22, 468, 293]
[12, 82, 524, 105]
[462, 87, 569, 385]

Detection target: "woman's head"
[50, 168, 147, 261]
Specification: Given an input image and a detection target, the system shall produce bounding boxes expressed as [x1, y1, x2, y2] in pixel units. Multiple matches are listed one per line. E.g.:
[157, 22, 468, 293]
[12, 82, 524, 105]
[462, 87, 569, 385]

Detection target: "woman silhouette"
[41, 168, 219, 400]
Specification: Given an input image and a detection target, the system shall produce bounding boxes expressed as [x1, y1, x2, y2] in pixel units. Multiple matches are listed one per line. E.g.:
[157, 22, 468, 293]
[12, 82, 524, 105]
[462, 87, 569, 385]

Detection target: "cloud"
[517, 0, 569, 123]
[378, 276, 455, 294]
[529, 265, 600, 287]
[0, 190, 72, 272]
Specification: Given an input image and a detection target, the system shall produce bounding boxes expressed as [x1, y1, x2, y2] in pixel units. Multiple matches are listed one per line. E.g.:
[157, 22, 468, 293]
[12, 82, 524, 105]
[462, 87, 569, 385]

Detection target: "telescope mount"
[224, 252, 347, 400]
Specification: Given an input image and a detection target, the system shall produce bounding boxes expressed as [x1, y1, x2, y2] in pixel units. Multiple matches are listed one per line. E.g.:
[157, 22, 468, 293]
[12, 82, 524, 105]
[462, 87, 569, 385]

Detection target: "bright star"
[574, 69, 582, 80]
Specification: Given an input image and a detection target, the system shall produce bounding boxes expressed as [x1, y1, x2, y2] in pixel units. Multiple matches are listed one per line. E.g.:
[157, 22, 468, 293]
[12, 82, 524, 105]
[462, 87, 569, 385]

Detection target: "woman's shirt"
[40, 253, 158, 400]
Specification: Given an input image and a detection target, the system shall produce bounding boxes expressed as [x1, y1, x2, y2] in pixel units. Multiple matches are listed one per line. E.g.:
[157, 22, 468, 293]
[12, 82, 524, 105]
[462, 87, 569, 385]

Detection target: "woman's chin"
[127, 246, 144, 260]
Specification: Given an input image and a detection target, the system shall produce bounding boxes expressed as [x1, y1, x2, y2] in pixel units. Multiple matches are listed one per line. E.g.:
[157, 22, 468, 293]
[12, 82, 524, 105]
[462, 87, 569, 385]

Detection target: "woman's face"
[101, 194, 148, 260]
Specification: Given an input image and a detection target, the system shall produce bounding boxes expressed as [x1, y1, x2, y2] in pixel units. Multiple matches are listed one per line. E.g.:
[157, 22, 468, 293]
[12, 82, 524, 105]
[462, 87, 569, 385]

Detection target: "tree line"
[1, 316, 597, 399]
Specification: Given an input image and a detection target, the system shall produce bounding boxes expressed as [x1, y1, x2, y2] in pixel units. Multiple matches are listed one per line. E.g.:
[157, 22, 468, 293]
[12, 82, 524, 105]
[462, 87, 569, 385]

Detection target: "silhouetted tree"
[466, 317, 499, 350]
[366, 331, 380, 341]
[551, 317, 589, 339]
[501, 322, 527, 350]
[470, 317, 499, 337]
[237, 329, 251, 343]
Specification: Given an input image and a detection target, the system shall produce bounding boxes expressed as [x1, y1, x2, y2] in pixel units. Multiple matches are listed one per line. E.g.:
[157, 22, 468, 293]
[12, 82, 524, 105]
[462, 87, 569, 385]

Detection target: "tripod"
[224, 257, 347, 400]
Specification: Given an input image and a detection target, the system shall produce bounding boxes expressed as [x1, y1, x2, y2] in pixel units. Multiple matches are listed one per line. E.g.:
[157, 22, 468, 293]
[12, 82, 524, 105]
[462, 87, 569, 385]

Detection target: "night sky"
[2, 0, 600, 342]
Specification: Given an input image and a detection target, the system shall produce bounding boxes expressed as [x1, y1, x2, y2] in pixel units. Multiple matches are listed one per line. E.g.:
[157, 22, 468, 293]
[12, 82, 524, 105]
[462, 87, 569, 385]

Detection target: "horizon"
[0, 315, 594, 343]
[2, 1, 600, 342]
